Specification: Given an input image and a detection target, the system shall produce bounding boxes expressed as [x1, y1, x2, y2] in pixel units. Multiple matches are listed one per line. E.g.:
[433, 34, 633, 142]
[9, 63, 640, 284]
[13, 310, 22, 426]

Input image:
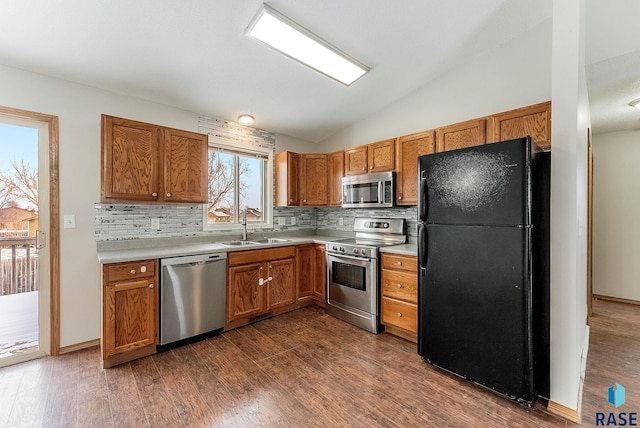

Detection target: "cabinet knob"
[260, 266, 264, 270]
[397, 283, 403, 289]
[166, 193, 172, 197]
[130, 269, 136, 274]
[149, 284, 154, 288]
[398, 196, 402, 200]
[289, 199, 293, 203]
[362, 167, 366, 171]
[151, 192, 158, 197]
[397, 312, 403, 317]
[303, 200, 307, 203]
[397, 261, 402, 266]
[370, 166, 373, 169]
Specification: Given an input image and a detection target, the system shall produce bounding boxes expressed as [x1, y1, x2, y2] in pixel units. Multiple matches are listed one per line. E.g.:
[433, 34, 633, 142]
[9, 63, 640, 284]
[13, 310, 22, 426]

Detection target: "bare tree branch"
[2, 159, 38, 210]
[0, 174, 15, 209]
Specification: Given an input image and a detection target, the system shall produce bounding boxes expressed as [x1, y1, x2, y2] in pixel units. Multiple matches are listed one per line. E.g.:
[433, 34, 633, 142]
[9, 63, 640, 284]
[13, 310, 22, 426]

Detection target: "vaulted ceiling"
[0, 0, 637, 141]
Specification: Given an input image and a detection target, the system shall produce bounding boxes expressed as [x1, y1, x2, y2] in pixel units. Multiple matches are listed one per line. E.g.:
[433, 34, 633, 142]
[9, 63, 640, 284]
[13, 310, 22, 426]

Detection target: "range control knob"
[332, 246, 337, 251]
[353, 248, 359, 254]
[339, 247, 345, 252]
[361, 249, 367, 255]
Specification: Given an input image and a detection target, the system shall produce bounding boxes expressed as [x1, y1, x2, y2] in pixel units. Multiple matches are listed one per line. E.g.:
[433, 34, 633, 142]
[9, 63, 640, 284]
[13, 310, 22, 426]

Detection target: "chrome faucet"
[241, 207, 248, 241]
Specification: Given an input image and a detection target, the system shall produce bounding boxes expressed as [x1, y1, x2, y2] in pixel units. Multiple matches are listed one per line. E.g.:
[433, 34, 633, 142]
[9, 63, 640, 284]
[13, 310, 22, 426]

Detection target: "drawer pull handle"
[397, 283, 402, 288]
[397, 312, 402, 317]
[397, 261, 402, 266]
[149, 284, 154, 288]
[130, 269, 136, 274]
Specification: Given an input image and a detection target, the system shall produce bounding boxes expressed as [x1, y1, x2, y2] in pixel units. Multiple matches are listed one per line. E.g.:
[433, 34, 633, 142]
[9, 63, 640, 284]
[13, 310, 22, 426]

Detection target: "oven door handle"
[328, 253, 371, 264]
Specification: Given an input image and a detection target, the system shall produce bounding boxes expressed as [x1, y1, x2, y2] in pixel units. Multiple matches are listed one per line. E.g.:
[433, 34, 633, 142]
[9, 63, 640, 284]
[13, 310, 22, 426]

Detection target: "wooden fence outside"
[0, 237, 38, 296]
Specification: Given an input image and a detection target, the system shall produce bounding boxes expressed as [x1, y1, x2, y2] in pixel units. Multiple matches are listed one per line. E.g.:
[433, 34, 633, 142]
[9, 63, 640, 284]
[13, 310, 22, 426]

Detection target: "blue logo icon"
[608, 383, 626, 408]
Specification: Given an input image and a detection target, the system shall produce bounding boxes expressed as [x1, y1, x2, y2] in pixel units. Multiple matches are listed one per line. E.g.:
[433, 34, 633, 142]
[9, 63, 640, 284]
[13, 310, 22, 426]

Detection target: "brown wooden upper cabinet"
[344, 145, 368, 175]
[395, 130, 435, 206]
[275, 151, 300, 207]
[276, 151, 329, 207]
[436, 118, 486, 152]
[486, 101, 551, 151]
[300, 154, 328, 206]
[344, 138, 396, 175]
[328, 151, 344, 206]
[101, 115, 208, 204]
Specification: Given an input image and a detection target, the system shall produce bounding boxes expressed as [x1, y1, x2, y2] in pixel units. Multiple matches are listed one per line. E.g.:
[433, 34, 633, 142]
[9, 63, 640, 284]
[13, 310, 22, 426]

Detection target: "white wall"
[275, 133, 317, 153]
[592, 130, 640, 301]
[549, 0, 590, 412]
[320, 20, 552, 151]
[0, 64, 200, 347]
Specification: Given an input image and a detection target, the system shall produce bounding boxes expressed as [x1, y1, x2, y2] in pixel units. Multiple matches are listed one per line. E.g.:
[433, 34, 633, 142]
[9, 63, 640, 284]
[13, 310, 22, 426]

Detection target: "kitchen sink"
[218, 240, 260, 247]
[218, 238, 291, 247]
[253, 238, 291, 244]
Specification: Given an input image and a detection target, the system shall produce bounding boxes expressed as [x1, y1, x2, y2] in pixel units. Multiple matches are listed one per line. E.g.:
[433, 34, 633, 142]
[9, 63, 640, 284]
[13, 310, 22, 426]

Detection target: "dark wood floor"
[0, 299, 637, 427]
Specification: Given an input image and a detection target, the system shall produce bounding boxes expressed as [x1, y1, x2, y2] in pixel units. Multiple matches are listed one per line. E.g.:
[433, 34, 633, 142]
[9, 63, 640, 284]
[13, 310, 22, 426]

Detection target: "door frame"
[0, 105, 60, 356]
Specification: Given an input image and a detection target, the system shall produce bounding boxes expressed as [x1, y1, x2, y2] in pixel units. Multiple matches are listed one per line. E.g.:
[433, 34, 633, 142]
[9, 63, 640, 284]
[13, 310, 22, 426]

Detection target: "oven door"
[327, 253, 377, 315]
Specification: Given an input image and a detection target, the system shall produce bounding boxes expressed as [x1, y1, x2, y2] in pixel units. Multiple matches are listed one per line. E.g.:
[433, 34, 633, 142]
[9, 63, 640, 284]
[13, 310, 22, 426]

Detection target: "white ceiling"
[0, 1, 637, 141]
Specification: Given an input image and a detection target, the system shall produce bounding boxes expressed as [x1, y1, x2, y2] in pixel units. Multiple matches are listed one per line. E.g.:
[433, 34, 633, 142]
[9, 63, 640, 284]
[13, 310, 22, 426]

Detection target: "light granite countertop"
[97, 235, 340, 264]
[379, 243, 417, 256]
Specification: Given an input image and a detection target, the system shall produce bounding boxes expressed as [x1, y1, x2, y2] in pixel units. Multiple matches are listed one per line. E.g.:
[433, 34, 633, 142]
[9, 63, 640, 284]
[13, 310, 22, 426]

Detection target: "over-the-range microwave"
[341, 171, 395, 208]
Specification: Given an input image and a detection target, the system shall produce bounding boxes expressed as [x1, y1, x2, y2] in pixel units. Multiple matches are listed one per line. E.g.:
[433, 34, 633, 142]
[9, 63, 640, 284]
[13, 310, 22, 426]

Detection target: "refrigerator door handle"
[419, 173, 428, 221]
[418, 223, 427, 269]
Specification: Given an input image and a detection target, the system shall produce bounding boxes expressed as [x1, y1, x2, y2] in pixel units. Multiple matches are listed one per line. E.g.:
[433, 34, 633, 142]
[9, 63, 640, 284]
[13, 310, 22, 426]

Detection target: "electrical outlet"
[151, 218, 160, 229]
[291, 217, 296, 226]
[339, 217, 344, 226]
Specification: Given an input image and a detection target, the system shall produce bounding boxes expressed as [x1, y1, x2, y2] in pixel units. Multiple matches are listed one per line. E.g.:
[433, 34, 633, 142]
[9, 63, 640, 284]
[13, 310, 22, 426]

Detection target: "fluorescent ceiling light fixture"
[246, 4, 369, 86]
[238, 114, 255, 125]
[630, 99, 640, 110]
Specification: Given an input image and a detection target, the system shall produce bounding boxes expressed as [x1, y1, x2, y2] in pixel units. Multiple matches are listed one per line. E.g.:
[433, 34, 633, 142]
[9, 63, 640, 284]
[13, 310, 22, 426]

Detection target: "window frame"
[202, 138, 273, 232]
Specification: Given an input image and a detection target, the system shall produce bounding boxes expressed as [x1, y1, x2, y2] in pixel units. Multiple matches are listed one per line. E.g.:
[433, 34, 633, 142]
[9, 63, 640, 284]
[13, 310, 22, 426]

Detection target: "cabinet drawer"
[381, 254, 417, 272]
[104, 260, 157, 282]
[381, 269, 417, 302]
[381, 297, 417, 333]
[228, 246, 296, 266]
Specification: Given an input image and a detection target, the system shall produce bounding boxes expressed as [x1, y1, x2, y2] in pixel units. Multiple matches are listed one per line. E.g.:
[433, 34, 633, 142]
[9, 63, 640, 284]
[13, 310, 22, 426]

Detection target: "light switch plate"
[278, 217, 285, 226]
[339, 217, 344, 226]
[291, 217, 296, 225]
[151, 218, 160, 229]
[63, 214, 76, 229]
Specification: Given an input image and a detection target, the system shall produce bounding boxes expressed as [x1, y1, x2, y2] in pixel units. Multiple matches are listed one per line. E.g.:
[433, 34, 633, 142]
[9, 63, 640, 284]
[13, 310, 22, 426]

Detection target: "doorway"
[0, 106, 59, 367]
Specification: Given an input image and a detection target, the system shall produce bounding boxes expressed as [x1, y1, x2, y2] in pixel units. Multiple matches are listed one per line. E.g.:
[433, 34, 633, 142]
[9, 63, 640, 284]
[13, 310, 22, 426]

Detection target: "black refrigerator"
[417, 137, 549, 405]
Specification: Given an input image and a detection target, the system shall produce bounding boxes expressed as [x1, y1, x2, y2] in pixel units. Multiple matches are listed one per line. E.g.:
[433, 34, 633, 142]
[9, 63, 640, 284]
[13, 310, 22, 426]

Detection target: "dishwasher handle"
[161, 252, 227, 267]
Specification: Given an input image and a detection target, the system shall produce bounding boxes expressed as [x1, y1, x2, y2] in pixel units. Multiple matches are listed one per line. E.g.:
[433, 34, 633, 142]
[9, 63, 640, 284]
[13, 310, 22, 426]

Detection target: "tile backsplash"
[95, 203, 417, 241]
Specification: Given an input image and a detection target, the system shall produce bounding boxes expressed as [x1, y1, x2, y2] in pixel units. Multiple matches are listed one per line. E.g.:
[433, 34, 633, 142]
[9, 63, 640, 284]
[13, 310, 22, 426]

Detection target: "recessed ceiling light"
[238, 114, 255, 125]
[630, 99, 640, 110]
[246, 4, 369, 86]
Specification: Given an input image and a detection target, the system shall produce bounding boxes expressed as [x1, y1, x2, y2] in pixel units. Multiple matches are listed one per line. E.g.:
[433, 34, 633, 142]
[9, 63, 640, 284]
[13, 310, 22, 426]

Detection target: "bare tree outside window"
[0, 159, 38, 211]
[207, 150, 252, 223]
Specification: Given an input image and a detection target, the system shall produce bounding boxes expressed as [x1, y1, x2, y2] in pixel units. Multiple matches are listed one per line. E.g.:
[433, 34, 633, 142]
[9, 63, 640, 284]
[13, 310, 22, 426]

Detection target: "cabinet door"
[296, 245, 314, 299]
[328, 151, 344, 206]
[368, 139, 395, 173]
[101, 115, 160, 202]
[227, 262, 264, 322]
[344, 146, 368, 175]
[486, 101, 551, 151]
[300, 154, 328, 206]
[275, 151, 300, 206]
[313, 245, 326, 301]
[436, 119, 486, 152]
[267, 258, 296, 310]
[103, 277, 157, 358]
[163, 128, 208, 203]
[396, 131, 435, 205]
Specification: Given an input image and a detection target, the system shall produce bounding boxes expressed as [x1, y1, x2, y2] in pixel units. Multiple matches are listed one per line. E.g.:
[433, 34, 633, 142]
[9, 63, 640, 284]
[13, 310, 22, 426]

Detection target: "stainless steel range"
[326, 217, 407, 333]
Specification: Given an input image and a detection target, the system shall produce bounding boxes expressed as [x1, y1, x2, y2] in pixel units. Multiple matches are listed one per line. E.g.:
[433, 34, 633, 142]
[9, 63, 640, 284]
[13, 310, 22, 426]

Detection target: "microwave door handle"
[378, 181, 384, 204]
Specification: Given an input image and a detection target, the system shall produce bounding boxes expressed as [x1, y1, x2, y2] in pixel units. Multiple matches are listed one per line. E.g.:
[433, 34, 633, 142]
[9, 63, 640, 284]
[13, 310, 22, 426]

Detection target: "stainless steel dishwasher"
[159, 252, 227, 346]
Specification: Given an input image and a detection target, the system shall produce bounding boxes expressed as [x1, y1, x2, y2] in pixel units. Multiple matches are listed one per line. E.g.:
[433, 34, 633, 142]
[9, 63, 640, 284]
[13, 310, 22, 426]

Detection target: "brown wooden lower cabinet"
[380, 253, 418, 343]
[226, 246, 297, 329]
[102, 259, 158, 368]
